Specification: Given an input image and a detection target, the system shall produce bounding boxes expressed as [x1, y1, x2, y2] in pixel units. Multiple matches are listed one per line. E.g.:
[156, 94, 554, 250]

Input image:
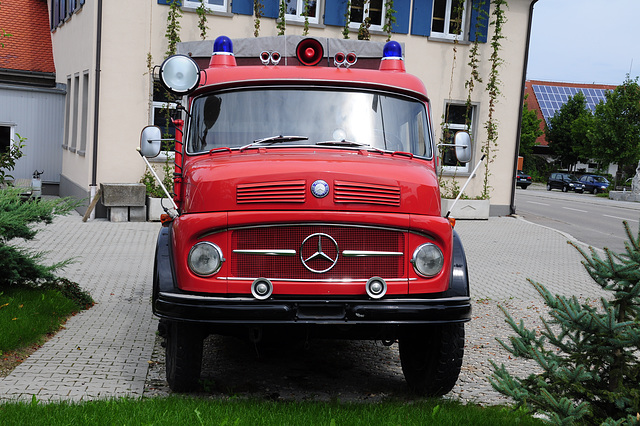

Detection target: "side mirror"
[454, 131, 471, 164]
[140, 126, 162, 158]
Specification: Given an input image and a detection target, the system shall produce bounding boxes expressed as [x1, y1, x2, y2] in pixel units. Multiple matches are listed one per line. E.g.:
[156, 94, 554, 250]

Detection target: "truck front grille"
[231, 225, 404, 279]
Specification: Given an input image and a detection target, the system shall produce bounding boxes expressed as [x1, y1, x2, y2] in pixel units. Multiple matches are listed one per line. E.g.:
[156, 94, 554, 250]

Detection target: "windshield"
[186, 88, 432, 157]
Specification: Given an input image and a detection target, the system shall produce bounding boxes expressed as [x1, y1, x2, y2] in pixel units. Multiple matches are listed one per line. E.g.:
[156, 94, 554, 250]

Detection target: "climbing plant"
[342, 0, 351, 39]
[165, 0, 182, 57]
[302, 0, 310, 35]
[357, 0, 371, 40]
[481, 0, 507, 199]
[196, 0, 209, 40]
[277, 0, 286, 35]
[382, 0, 396, 42]
[437, 0, 465, 199]
[254, 0, 263, 37]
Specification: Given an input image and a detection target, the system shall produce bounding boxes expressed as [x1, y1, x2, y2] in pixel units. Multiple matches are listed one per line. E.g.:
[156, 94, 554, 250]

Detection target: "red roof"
[0, 0, 55, 73]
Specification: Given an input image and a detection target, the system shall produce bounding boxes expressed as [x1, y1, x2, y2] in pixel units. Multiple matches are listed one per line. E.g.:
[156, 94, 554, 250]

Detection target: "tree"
[490, 221, 640, 425]
[545, 91, 593, 171]
[591, 76, 640, 177]
[519, 95, 543, 158]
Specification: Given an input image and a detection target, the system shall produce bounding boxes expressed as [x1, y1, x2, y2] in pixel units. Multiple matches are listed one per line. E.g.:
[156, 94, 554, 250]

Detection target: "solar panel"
[531, 84, 610, 125]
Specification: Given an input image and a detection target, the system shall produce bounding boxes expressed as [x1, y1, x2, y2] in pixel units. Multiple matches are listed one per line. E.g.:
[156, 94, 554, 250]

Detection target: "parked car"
[547, 172, 584, 193]
[516, 170, 532, 189]
[578, 174, 609, 194]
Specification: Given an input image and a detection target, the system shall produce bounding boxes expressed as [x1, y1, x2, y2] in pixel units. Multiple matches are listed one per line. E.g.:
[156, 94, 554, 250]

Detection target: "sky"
[527, 0, 640, 86]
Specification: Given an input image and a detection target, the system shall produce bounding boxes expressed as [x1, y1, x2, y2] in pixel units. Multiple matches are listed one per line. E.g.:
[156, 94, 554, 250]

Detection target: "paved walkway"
[0, 211, 611, 403]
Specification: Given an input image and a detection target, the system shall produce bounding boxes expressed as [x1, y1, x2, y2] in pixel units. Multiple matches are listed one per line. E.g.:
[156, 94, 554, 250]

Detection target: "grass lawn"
[0, 397, 543, 425]
[0, 286, 83, 376]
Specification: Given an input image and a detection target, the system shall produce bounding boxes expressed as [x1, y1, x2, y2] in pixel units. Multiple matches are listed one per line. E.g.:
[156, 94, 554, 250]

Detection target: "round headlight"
[188, 242, 223, 276]
[411, 243, 444, 277]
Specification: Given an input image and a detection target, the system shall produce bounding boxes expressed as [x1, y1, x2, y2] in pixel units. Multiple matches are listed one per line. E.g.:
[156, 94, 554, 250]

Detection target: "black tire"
[399, 323, 465, 396]
[165, 321, 205, 392]
[547, 184, 551, 191]
[562, 186, 568, 192]
[592, 187, 598, 194]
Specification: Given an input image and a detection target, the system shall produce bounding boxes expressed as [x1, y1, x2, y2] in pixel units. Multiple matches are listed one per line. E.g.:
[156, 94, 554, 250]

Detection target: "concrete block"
[146, 197, 171, 221]
[129, 206, 146, 222]
[101, 183, 146, 207]
[109, 207, 129, 222]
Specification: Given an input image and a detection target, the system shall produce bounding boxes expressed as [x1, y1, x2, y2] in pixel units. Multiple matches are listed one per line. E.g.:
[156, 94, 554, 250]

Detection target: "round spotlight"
[251, 278, 273, 300]
[334, 52, 346, 67]
[159, 54, 201, 95]
[270, 51, 281, 65]
[366, 277, 387, 299]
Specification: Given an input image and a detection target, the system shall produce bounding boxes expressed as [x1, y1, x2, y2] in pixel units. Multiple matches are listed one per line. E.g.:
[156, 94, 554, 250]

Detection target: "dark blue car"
[578, 175, 609, 194]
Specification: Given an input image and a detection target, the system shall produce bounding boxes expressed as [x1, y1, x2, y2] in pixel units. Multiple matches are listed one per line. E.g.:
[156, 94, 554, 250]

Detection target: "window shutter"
[324, 0, 348, 27]
[80, 0, 85, 5]
[469, 0, 490, 43]
[231, 0, 253, 15]
[410, 0, 432, 37]
[262, 0, 279, 19]
[391, 0, 410, 34]
[157, 0, 183, 5]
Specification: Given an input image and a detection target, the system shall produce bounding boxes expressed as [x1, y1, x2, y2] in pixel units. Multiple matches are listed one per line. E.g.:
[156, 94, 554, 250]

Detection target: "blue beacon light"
[382, 41, 403, 59]
[213, 36, 233, 55]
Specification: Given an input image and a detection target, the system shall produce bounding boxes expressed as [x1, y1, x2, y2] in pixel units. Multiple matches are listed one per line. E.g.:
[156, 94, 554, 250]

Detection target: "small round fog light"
[366, 277, 387, 299]
[251, 278, 273, 300]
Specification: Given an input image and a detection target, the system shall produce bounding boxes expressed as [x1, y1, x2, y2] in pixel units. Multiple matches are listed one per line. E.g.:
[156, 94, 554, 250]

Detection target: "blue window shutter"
[410, 0, 432, 37]
[324, 0, 348, 27]
[262, 0, 279, 19]
[157, 0, 182, 5]
[80, 0, 85, 5]
[391, 0, 410, 34]
[469, 0, 490, 42]
[232, 0, 253, 15]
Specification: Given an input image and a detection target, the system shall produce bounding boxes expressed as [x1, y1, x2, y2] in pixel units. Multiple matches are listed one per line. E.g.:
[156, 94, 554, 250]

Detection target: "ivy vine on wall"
[254, 0, 264, 37]
[196, 0, 209, 40]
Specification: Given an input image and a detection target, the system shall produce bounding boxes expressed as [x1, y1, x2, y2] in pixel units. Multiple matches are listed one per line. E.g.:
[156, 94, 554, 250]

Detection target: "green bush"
[490, 221, 640, 425]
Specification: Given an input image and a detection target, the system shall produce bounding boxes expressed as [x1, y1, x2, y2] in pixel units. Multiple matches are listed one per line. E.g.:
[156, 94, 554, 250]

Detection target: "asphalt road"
[514, 184, 640, 253]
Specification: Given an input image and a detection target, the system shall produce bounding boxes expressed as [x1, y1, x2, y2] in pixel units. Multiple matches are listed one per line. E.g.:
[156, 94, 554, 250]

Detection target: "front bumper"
[155, 291, 472, 325]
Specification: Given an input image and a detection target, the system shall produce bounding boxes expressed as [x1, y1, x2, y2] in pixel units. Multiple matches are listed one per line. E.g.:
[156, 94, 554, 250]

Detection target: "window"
[152, 81, 177, 153]
[349, 0, 387, 31]
[431, 0, 467, 40]
[441, 103, 474, 173]
[182, 0, 228, 13]
[79, 71, 90, 155]
[63, 76, 71, 149]
[50, 0, 84, 30]
[70, 74, 80, 152]
[0, 125, 12, 154]
[285, 0, 319, 24]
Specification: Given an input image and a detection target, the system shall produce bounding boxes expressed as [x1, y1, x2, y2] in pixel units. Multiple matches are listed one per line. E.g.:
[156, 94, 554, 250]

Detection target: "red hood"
[181, 148, 441, 216]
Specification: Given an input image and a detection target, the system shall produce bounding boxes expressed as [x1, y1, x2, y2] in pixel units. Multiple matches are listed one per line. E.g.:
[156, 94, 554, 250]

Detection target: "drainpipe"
[89, 0, 103, 220]
[510, 0, 538, 215]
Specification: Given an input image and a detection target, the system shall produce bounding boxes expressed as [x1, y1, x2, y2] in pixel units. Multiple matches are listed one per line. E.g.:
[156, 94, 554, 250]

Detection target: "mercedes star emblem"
[300, 233, 339, 273]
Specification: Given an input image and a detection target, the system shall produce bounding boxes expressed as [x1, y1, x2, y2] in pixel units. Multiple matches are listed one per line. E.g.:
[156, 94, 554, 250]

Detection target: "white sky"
[527, 0, 640, 85]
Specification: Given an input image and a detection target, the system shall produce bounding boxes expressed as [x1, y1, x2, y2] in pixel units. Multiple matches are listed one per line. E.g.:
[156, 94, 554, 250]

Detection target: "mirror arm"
[444, 154, 486, 219]
[136, 148, 179, 216]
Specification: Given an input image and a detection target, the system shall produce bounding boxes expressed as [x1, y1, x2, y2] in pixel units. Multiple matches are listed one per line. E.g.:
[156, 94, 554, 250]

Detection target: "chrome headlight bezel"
[411, 243, 444, 277]
[188, 242, 224, 276]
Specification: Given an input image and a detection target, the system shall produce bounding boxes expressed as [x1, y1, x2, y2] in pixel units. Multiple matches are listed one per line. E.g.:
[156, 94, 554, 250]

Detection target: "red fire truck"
[139, 36, 472, 395]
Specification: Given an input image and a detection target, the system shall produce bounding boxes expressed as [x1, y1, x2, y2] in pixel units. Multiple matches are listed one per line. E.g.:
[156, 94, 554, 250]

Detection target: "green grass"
[0, 397, 543, 425]
[0, 287, 82, 352]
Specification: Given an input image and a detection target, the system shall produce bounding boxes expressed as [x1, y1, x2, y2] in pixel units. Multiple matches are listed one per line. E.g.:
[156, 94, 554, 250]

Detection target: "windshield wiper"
[240, 135, 309, 151]
[316, 140, 385, 153]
